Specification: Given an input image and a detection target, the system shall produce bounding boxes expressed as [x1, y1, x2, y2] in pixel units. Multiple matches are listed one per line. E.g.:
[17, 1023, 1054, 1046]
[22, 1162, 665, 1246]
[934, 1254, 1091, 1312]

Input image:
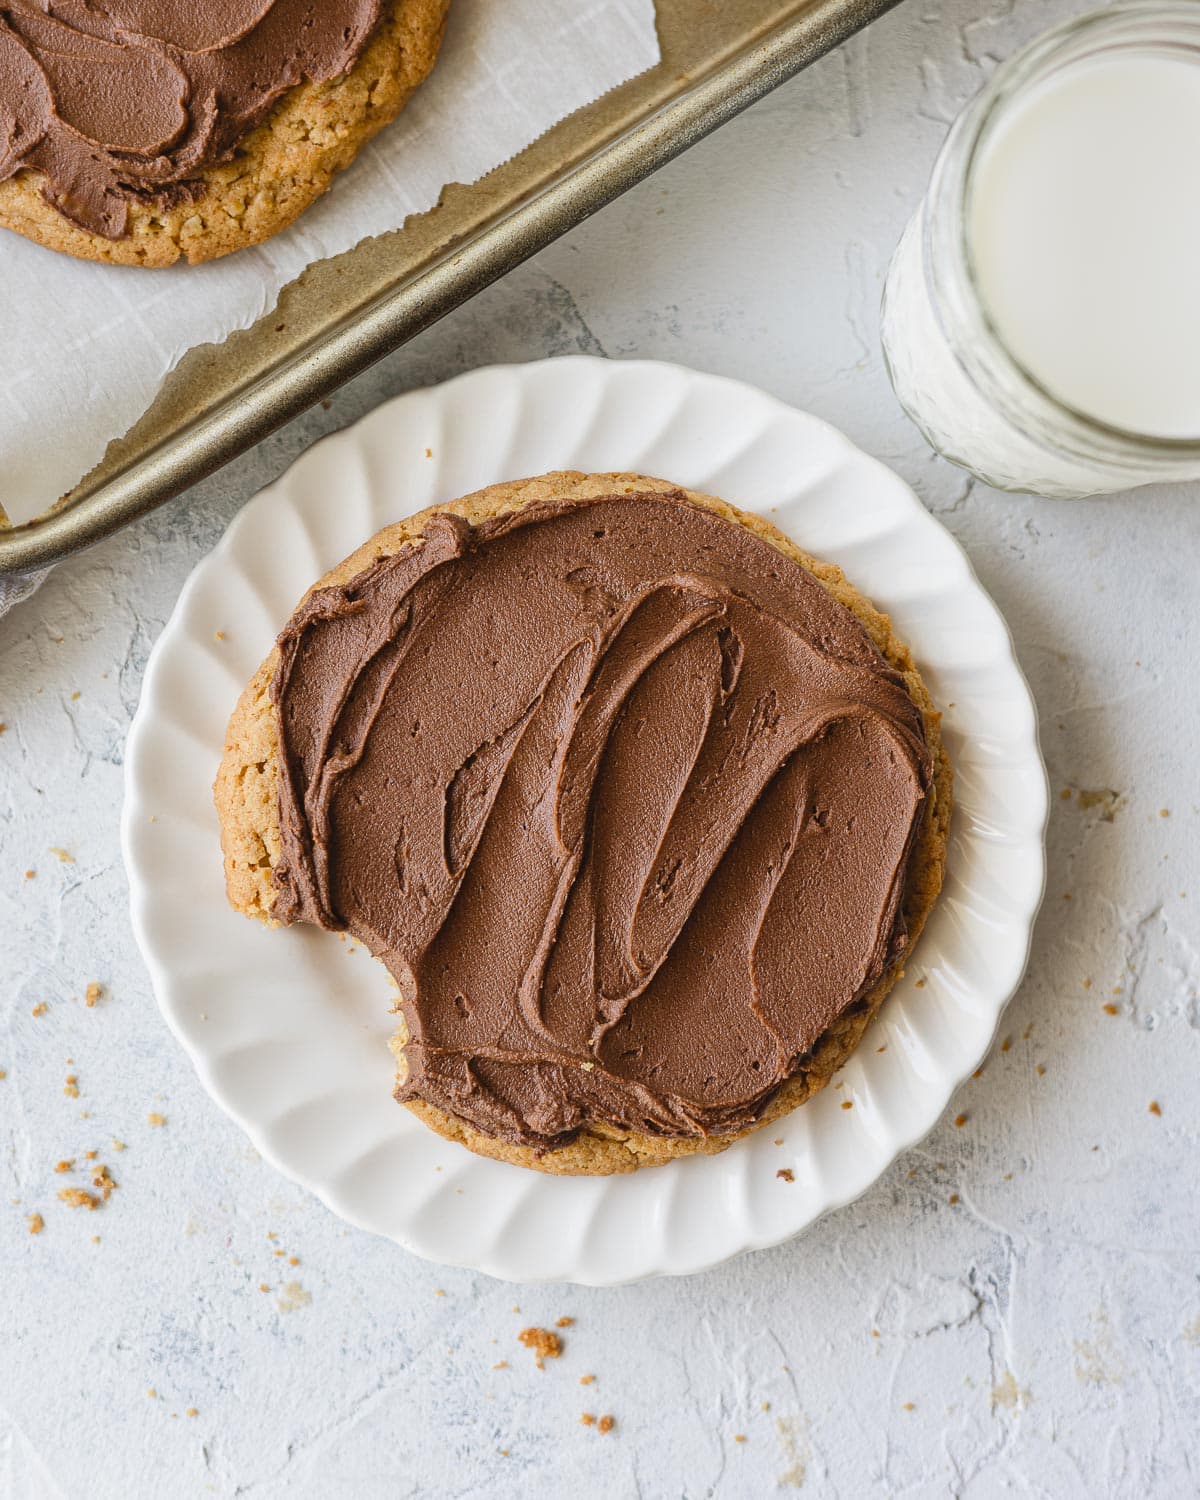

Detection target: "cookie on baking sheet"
[215, 472, 952, 1176]
[0, 0, 450, 267]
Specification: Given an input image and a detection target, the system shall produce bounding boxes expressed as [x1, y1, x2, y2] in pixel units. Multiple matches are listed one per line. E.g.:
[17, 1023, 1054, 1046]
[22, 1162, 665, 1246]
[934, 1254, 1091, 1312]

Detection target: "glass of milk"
[881, 2, 1200, 498]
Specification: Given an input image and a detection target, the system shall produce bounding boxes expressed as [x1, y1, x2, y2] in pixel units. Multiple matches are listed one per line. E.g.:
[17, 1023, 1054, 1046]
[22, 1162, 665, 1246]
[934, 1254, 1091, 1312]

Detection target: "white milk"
[968, 52, 1200, 440]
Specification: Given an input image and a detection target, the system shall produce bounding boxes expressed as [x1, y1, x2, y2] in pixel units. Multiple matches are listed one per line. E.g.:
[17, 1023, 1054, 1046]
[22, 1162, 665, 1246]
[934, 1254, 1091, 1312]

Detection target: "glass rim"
[927, 0, 1200, 462]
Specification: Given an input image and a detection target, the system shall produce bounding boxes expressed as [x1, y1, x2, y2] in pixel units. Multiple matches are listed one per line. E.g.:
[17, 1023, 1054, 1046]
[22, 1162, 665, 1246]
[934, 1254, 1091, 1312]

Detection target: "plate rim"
[122, 354, 1049, 1285]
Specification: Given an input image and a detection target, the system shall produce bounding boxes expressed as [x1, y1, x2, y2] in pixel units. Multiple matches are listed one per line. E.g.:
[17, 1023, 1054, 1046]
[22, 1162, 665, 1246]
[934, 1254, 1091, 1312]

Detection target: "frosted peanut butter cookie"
[215, 472, 951, 1175]
[0, 0, 450, 266]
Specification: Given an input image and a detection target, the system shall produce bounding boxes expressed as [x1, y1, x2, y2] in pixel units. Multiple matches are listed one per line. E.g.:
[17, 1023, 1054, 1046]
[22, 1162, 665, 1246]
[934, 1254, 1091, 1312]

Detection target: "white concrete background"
[3, 2, 1199, 1495]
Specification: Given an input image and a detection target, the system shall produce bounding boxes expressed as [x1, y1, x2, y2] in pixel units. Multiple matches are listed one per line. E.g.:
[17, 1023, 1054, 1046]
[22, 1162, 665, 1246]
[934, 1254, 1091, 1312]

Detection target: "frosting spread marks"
[271, 491, 933, 1150]
[0, 1, 382, 238]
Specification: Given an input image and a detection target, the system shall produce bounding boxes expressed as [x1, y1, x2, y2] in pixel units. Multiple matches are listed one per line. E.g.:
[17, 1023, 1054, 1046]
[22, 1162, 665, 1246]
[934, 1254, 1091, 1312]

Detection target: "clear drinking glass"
[880, 3, 1200, 498]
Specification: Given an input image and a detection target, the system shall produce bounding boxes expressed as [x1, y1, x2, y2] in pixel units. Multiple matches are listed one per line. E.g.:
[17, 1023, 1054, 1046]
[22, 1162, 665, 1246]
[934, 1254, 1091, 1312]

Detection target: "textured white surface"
[124, 357, 1044, 1283]
[2, 0, 1199, 1492]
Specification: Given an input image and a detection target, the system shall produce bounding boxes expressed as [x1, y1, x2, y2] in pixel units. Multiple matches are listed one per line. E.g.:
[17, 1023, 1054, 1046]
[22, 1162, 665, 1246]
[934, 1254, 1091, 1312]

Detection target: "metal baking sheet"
[0, 0, 898, 575]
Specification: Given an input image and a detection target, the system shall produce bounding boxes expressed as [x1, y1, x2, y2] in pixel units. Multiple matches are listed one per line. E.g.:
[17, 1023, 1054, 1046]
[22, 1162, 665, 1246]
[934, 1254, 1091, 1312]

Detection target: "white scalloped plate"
[123, 358, 1046, 1284]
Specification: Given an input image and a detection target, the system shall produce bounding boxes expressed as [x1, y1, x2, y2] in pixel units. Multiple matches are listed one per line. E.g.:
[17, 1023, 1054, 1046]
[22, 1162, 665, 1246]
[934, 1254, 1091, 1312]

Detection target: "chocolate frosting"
[0, 0, 381, 238]
[271, 491, 933, 1150]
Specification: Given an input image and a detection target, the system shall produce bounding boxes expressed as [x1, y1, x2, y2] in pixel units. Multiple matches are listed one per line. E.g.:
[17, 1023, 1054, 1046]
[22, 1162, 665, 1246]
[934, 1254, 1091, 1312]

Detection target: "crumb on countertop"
[954, 1113, 968, 1128]
[27, 1212, 44, 1235]
[49, 847, 74, 863]
[518, 1327, 562, 1369]
[58, 1187, 100, 1211]
[597, 1415, 615, 1434]
[31, 1002, 47, 1018]
[1149, 1100, 1162, 1117]
[64, 1073, 79, 1098]
[85, 983, 103, 1007]
[555, 1316, 574, 1329]
[580, 1374, 595, 1385]
[147, 1112, 166, 1127]
[776, 1168, 794, 1183]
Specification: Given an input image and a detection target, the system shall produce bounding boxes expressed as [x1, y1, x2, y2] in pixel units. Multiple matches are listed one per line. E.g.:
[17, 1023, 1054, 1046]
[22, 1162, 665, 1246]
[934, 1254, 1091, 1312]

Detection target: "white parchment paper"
[0, 0, 659, 527]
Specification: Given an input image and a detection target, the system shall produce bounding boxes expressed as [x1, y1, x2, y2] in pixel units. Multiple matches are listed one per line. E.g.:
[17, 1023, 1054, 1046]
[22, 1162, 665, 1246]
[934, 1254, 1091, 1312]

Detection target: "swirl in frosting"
[270, 490, 933, 1149]
[0, 0, 382, 237]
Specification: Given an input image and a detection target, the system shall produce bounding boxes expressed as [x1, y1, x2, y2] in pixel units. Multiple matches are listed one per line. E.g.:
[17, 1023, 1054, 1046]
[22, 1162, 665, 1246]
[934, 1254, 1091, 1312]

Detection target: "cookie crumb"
[147, 1112, 166, 1127]
[49, 847, 74, 864]
[186, 1409, 198, 1419]
[902, 1402, 915, 1412]
[597, 1415, 615, 1435]
[258, 1283, 269, 1293]
[1103, 1004, 1119, 1016]
[580, 1413, 595, 1427]
[734, 1433, 746, 1444]
[949, 1193, 960, 1205]
[1036, 1064, 1046, 1076]
[1160, 808, 1170, 818]
[54, 1159, 74, 1174]
[954, 1113, 968, 1128]
[1149, 1100, 1162, 1117]
[63, 1073, 79, 1098]
[1000, 1036, 1012, 1053]
[147, 1389, 157, 1400]
[112, 1139, 127, 1153]
[85, 983, 103, 1007]
[57, 1187, 100, 1210]
[25, 869, 35, 880]
[555, 1317, 574, 1328]
[580, 1374, 595, 1386]
[215, 631, 226, 641]
[31, 1002, 47, 1018]
[518, 1327, 562, 1368]
[434, 1288, 446, 1297]
[424, 447, 433, 459]
[492, 1361, 509, 1371]
[776, 1168, 794, 1183]
[27, 1212, 44, 1235]
[92, 1165, 117, 1200]
[288, 1255, 299, 1266]
[0, 1070, 6, 1080]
